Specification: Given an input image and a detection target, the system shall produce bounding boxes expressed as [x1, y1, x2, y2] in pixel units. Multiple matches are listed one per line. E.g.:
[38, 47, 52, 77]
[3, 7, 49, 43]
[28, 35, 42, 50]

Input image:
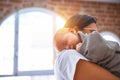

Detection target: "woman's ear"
[73, 26, 80, 31]
[68, 28, 77, 33]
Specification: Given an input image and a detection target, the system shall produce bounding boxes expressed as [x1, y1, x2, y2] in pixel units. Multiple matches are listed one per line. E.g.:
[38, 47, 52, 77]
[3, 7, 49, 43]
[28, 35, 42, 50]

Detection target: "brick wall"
[0, 0, 120, 37]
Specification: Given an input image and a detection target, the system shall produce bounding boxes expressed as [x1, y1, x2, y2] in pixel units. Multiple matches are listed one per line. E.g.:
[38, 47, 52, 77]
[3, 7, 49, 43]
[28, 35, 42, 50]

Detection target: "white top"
[54, 49, 88, 80]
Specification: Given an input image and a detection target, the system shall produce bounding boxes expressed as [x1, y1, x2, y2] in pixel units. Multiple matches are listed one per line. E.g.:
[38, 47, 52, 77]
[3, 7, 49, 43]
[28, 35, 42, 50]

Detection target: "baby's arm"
[79, 31, 115, 63]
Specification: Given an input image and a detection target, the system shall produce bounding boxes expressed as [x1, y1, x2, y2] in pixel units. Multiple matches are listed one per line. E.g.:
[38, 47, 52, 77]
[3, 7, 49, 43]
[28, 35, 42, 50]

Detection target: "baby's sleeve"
[79, 31, 115, 63]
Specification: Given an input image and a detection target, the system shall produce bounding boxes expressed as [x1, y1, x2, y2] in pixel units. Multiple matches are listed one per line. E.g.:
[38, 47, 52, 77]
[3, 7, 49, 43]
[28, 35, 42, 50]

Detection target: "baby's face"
[63, 32, 80, 49]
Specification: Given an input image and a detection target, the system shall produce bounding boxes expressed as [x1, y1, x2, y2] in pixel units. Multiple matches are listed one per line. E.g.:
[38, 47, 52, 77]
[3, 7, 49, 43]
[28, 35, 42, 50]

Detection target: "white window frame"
[0, 7, 63, 77]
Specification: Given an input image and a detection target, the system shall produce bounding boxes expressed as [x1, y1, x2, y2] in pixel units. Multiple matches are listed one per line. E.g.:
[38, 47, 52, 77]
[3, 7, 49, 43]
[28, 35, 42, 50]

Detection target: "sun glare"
[56, 16, 66, 30]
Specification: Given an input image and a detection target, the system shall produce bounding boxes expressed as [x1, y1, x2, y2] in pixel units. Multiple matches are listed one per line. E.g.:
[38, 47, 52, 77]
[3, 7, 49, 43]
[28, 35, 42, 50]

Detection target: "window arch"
[0, 7, 65, 77]
[0, 13, 15, 75]
[100, 31, 120, 45]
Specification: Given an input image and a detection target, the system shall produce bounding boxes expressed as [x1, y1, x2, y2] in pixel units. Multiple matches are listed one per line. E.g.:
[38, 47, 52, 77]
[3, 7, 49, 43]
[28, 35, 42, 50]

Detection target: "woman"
[54, 14, 120, 80]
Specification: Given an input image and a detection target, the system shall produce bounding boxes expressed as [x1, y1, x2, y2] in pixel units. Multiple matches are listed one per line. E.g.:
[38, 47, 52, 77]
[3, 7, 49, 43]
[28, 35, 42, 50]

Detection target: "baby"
[53, 28, 120, 77]
[53, 28, 81, 52]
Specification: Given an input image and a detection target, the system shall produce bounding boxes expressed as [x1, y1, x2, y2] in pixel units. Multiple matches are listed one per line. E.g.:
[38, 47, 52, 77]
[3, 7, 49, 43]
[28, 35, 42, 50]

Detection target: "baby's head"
[53, 28, 81, 52]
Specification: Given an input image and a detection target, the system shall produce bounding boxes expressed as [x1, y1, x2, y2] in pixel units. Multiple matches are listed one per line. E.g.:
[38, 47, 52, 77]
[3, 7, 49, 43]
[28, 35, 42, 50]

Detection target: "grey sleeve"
[79, 31, 115, 63]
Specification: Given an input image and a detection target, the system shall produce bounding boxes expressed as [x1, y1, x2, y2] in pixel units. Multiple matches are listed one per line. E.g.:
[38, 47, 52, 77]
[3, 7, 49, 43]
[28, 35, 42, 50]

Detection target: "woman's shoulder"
[54, 49, 88, 80]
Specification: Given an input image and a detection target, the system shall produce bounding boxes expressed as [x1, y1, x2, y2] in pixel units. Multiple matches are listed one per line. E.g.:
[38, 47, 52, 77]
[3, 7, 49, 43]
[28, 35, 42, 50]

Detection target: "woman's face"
[82, 23, 97, 34]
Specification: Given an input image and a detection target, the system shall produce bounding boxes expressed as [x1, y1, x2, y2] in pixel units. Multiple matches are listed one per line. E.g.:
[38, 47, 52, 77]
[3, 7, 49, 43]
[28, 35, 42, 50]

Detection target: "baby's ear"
[68, 28, 77, 33]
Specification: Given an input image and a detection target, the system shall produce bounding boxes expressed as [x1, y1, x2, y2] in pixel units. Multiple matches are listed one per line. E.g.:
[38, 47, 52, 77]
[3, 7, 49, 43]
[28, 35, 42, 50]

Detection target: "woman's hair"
[64, 14, 97, 30]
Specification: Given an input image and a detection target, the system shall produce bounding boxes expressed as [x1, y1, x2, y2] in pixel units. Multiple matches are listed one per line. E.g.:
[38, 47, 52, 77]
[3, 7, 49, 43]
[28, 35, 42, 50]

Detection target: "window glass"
[56, 16, 65, 30]
[101, 32, 120, 45]
[0, 14, 15, 75]
[18, 11, 54, 71]
[0, 8, 66, 76]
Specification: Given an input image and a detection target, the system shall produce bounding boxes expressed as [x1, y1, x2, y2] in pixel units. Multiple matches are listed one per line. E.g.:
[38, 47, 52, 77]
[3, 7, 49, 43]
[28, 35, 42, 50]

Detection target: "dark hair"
[64, 14, 97, 30]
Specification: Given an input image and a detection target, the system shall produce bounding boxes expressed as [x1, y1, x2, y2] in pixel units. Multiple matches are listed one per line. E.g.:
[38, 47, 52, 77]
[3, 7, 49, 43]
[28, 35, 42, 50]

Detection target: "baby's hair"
[53, 28, 69, 51]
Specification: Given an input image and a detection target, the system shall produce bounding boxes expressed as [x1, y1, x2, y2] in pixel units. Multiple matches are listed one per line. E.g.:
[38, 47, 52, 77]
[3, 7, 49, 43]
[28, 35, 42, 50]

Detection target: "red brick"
[23, 2, 33, 7]
[0, 7, 3, 11]
[10, 0, 22, 3]
[0, 3, 11, 7]
[0, 0, 119, 38]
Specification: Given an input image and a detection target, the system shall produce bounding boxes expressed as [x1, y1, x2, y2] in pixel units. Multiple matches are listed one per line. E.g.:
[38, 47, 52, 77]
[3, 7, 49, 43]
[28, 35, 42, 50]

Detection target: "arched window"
[0, 13, 15, 75]
[100, 32, 120, 45]
[0, 7, 65, 78]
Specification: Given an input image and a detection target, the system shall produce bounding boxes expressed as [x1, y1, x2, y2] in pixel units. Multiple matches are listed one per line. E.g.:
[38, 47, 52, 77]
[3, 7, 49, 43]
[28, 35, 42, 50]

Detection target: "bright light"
[18, 12, 66, 71]
[0, 14, 14, 75]
[56, 16, 66, 30]
[101, 32, 120, 45]
[18, 12, 54, 71]
[0, 9, 66, 74]
[103, 35, 120, 43]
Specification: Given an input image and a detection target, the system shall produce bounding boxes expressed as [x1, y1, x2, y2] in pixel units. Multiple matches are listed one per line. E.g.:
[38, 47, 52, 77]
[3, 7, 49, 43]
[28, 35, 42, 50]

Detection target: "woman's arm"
[74, 59, 120, 80]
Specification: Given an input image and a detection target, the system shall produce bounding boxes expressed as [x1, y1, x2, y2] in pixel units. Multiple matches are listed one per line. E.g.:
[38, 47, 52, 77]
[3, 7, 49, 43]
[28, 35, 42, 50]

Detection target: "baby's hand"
[76, 43, 82, 52]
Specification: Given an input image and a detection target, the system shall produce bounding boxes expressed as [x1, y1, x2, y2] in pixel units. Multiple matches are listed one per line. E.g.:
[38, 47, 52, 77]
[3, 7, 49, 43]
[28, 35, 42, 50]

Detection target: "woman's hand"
[76, 43, 82, 52]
